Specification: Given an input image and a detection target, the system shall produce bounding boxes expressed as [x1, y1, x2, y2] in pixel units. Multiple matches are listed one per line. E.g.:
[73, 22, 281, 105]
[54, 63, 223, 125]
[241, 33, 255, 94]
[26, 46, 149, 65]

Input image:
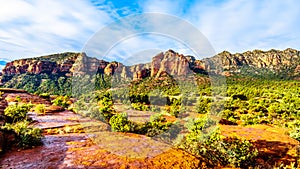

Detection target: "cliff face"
[209, 48, 300, 76]
[2, 53, 79, 77]
[3, 60, 57, 76]
[1, 50, 199, 84]
[1, 48, 300, 85]
[151, 50, 193, 78]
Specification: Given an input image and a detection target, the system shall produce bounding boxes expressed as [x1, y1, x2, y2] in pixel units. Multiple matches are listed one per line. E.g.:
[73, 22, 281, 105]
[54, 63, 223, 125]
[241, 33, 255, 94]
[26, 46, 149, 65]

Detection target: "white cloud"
[140, 0, 300, 54]
[188, 0, 300, 53]
[0, 0, 32, 22]
[0, 0, 115, 60]
[104, 34, 192, 64]
[82, 13, 215, 64]
[1, 0, 300, 61]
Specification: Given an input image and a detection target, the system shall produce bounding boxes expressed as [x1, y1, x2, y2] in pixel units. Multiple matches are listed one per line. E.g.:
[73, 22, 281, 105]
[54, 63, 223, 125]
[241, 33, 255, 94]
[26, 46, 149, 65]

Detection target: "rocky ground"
[220, 125, 299, 168]
[0, 89, 299, 168]
[0, 90, 203, 169]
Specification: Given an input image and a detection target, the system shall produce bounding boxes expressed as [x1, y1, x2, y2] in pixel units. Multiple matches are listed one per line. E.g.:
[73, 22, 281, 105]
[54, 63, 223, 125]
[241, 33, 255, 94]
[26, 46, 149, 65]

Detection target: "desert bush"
[185, 115, 216, 134]
[34, 104, 46, 115]
[73, 91, 114, 122]
[4, 103, 33, 123]
[39, 93, 50, 99]
[177, 115, 258, 168]
[98, 95, 114, 121]
[51, 96, 70, 108]
[109, 113, 173, 137]
[169, 104, 180, 117]
[131, 102, 149, 111]
[86, 103, 113, 122]
[221, 109, 238, 123]
[164, 104, 180, 117]
[289, 128, 300, 142]
[195, 97, 212, 114]
[217, 137, 258, 167]
[164, 98, 181, 117]
[240, 113, 260, 125]
[1, 120, 42, 148]
[150, 113, 166, 123]
[109, 113, 133, 132]
[2, 102, 43, 149]
[287, 120, 300, 141]
[129, 94, 149, 104]
[144, 113, 172, 137]
[15, 95, 22, 102]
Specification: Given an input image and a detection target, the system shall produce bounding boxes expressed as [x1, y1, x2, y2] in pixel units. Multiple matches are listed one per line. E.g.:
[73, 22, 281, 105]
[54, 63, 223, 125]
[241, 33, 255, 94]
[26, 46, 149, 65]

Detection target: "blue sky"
[0, 0, 300, 61]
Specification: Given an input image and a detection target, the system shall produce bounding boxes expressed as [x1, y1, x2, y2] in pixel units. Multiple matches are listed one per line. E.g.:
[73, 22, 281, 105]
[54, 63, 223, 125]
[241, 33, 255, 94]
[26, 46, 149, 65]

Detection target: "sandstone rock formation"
[1, 48, 300, 85]
[1, 50, 200, 84]
[210, 48, 300, 76]
[1, 53, 79, 82]
[151, 50, 192, 78]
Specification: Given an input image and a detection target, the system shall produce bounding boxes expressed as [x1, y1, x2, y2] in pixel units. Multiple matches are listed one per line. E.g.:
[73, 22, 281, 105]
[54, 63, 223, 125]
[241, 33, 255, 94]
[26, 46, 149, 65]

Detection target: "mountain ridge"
[1, 48, 300, 86]
[209, 48, 300, 77]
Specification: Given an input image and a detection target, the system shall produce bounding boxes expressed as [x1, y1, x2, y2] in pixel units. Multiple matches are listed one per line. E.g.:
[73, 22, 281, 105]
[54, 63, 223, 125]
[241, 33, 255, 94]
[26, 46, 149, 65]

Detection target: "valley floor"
[0, 91, 299, 168]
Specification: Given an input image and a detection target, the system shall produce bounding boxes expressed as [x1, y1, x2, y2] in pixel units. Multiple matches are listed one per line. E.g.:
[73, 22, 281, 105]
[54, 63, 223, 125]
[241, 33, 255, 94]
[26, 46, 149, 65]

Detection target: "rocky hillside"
[0, 50, 206, 85]
[208, 48, 300, 77]
[1, 48, 300, 88]
[1, 52, 78, 83]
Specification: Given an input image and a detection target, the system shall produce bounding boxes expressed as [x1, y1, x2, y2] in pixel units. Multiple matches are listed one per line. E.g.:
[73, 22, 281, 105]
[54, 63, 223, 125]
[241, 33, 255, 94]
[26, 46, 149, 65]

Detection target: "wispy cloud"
[140, 0, 300, 53]
[0, 0, 115, 60]
[1, 0, 299, 60]
[83, 13, 215, 63]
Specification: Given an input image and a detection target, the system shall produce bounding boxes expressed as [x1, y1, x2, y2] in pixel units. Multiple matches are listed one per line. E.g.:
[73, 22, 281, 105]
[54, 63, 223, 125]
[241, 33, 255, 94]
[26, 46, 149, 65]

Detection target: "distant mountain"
[0, 50, 206, 83]
[0, 48, 299, 94]
[207, 48, 300, 78]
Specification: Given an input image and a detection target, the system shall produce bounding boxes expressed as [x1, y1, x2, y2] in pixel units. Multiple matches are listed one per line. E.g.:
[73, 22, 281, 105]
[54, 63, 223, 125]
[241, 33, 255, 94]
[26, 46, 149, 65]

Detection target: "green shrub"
[1, 121, 43, 148]
[73, 91, 114, 122]
[4, 103, 33, 123]
[108, 112, 173, 137]
[217, 137, 258, 167]
[131, 102, 149, 111]
[287, 120, 300, 141]
[168, 104, 180, 117]
[289, 128, 300, 141]
[185, 115, 217, 134]
[177, 115, 258, 168]
[51, 96, 70, 108]
[39, 93, 50, 99]
[221, 109, 238, 123]
[150, 113, 166, 123]
[144, 113, 172, 137]
[15, 95, 22, 102]
[195, 97, 212, 114]
[2, 102, 43, 149]
[86, 103, 112, 122]
[164, 98, 181, 117]
[98, 95, 114, 121]
[34, 104, 46, 115]
[240, 113, 260, 125]
[109, 113, 133, 132]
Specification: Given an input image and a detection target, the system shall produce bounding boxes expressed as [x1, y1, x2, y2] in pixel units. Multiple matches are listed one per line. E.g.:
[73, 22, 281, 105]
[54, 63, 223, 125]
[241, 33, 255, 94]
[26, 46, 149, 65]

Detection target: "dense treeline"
[2, 72, 113, 97]
[2, 73, 73, 96]
[223, 78, 299, 125]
